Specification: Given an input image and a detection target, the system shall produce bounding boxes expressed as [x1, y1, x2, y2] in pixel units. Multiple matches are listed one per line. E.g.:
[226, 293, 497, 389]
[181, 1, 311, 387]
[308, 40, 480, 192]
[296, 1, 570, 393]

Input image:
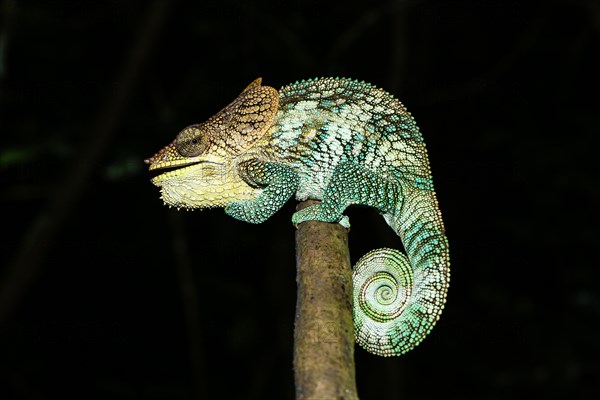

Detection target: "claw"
[338, 215, 351, 229]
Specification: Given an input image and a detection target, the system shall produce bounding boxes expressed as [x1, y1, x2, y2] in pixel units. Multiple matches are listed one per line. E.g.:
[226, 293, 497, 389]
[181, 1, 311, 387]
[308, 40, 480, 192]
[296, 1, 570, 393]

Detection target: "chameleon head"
[145, 78, 279, 210]
[145, 125, 261, 210]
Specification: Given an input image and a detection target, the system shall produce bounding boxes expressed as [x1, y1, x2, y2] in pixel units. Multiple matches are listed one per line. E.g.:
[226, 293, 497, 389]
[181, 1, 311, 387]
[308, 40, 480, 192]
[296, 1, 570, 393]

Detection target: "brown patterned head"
[145, 78, 278, 209]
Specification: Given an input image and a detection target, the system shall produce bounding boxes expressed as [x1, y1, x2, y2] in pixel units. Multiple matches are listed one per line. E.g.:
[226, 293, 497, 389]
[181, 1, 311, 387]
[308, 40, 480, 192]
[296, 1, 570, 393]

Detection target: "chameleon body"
[145, 78, 450, 356]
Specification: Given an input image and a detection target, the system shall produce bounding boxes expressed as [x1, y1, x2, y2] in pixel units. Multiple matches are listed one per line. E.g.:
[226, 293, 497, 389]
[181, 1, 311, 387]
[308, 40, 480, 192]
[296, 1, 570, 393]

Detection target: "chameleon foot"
[292, 204, 350, 229]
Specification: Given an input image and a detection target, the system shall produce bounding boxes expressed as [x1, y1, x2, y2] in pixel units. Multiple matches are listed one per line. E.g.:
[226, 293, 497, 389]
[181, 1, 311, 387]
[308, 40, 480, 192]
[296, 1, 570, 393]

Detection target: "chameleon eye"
[175, 126, 207, 157]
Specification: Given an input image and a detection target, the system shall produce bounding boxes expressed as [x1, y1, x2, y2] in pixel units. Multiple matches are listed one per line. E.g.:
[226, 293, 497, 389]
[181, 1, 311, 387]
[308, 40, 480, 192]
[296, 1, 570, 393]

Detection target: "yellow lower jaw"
[154, 164, 260, 209]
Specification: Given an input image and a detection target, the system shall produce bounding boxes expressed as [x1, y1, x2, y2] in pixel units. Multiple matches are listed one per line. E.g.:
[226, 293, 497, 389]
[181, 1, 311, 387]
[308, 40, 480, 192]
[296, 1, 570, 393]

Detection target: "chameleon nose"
[144, 142, 177, 167]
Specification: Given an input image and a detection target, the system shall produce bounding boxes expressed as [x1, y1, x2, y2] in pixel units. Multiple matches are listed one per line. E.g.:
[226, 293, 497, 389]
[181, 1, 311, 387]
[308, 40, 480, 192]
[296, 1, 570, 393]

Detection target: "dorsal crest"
[203, 77, 279, 152]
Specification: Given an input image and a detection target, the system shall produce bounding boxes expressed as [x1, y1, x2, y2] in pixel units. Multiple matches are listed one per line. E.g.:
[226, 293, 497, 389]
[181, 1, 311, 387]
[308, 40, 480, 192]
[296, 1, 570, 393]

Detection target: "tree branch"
[293, 200, 359, 400]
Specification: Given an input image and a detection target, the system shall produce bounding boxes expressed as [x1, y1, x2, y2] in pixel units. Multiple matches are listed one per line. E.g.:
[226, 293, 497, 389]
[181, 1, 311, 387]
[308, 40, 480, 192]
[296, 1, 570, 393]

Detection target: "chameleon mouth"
[147, 158, 200, 181]
[147, 157, 200, 172]
[148, 159, 225, 185]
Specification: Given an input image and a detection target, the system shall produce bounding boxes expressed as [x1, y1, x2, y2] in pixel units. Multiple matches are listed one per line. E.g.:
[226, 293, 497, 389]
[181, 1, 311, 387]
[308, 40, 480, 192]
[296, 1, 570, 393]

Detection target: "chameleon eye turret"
[175, 125, 208, 157]
[147, 77, 450, 356]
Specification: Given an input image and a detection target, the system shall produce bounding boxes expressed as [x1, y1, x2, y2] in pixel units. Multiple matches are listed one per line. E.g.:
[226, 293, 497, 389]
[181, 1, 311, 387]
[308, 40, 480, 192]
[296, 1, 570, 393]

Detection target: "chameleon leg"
[292, 161, 401, 227]
[225, 159, 299, 224]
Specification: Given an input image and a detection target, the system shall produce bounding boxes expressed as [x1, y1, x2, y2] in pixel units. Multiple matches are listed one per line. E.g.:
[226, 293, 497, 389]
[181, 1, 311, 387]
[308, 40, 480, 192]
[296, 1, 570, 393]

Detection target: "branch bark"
[293, 200, 359, 400]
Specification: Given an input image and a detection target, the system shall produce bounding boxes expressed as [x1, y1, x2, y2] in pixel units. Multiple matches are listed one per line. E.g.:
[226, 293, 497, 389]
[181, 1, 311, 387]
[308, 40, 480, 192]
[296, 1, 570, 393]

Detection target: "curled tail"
[353, 191, 450, 356]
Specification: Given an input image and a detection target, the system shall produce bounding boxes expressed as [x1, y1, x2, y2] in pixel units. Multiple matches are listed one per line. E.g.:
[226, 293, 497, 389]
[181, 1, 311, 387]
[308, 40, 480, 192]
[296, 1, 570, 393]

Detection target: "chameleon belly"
[146, 77, 450, 357]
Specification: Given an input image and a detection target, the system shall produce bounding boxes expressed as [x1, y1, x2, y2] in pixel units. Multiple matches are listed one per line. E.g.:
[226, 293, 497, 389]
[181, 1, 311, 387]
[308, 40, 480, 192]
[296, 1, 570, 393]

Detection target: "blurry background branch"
[0, 0, 174, 326]
[168, 211, 206, 400]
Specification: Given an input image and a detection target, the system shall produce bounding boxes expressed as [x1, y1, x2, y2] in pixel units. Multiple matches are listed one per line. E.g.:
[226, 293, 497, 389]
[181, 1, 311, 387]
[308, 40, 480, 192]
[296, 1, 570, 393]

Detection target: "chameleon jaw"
[149, 159, 226, 186]
[149, 158, 261, 210]
[146, 153, 227, 185]
[145, 143, 259, 209]
[147, 156, 203, 172]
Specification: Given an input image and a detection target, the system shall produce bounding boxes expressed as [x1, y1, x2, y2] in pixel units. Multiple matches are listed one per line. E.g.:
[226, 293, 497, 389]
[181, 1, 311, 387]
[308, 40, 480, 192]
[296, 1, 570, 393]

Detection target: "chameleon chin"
[146, 77, 450, 356]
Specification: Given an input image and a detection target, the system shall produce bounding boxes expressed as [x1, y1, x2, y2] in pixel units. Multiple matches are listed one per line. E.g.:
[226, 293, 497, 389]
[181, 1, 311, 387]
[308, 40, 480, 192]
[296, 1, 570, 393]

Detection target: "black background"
[1, 0, 598, 399]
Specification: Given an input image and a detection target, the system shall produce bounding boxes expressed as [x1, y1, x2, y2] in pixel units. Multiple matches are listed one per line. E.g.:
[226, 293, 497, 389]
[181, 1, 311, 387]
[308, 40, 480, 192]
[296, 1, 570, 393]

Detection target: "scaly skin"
[145, 77, 450, 357]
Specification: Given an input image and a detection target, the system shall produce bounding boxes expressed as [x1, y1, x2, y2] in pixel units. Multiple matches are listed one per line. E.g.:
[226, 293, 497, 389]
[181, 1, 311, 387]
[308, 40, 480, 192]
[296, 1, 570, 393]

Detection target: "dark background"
[1, 0, 598, 398]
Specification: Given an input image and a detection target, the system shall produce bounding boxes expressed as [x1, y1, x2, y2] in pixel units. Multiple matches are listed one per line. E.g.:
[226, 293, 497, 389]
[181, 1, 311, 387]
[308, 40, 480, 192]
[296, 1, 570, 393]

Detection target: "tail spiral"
[353, 237, 448, 356]
[353, 248, 415, 356]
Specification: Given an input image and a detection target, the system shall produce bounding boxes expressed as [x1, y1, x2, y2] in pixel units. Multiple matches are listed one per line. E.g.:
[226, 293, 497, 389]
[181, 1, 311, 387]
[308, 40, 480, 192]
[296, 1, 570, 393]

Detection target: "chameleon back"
[264, 78, 433, 201]
[268, 78, 450, 356]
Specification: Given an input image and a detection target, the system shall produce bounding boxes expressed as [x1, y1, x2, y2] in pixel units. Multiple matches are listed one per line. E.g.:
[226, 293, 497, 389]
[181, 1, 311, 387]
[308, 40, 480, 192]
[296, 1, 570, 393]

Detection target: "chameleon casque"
[145, 77, 450, 357]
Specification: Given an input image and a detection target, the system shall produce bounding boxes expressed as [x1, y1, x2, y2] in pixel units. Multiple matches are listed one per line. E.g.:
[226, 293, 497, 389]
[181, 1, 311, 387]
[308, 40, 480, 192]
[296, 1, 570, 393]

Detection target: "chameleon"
[145, 77, 450, 357]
